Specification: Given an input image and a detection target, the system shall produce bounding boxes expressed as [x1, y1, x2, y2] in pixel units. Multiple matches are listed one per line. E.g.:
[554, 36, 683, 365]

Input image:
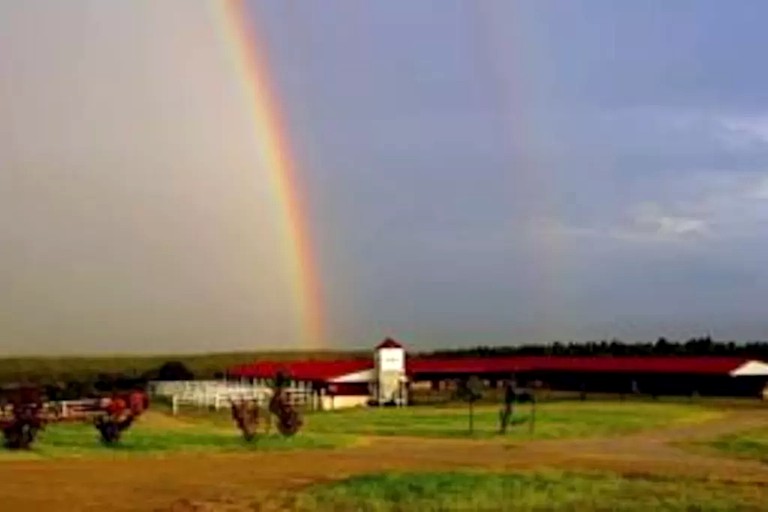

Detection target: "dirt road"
[1, 409, 767, 512]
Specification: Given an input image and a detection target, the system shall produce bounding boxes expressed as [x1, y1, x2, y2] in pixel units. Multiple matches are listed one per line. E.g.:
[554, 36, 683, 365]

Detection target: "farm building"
[228, 339, 408, 410]
[227, 338, 768, 409]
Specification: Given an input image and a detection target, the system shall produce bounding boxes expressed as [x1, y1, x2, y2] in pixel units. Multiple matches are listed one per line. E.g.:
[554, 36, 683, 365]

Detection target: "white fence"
[56, 399, 103, 418]
[150, 380, 255, 399]
[0, 399, 106, 421]
[149, 380, 318, 415]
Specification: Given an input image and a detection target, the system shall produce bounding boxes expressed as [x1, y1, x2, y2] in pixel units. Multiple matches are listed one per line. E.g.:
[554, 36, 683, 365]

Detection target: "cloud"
[533, 203, 711, 246]
[587, 107, 768, 160]
[628, 202, 711, 239]
[532, 169, 768, 246]
[527, 103, 768, 250]
[718, 115, 768, 147]
[746, 176, 768, 200]
[685, 173, 768, 235]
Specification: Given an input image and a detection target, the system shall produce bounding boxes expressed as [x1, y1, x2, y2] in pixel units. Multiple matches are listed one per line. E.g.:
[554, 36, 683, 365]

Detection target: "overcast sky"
[3, 1, 768, 354]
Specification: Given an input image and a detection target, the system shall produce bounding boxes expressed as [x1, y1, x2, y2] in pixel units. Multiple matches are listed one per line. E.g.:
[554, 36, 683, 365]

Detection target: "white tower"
[373, 338, 407, 405]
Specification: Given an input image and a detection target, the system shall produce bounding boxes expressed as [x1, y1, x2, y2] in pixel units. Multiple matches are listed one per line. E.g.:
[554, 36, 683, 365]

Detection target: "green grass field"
[0, 411, 351, 460]
[276, 471, 765, 511]
[301, 401, 720, 439]
[0, 401, 721, 460]
[708, 427, 768, 463]
[181, 400, 719, 440]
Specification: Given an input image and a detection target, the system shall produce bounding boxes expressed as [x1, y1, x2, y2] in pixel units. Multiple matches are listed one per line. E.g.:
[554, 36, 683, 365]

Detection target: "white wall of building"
[374, 346, 407, 404]
[321, 394, 370, 410]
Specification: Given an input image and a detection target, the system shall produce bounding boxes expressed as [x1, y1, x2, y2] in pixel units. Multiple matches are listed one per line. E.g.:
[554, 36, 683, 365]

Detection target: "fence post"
[172, 395, 179, 416]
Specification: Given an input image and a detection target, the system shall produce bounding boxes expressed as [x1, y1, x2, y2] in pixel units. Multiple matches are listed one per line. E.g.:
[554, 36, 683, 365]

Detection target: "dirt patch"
[1, 409, 767, 511]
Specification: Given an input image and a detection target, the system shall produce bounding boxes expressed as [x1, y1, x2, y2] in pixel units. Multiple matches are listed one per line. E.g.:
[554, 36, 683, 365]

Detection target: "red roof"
[229, 359, 371, 382]
[229, 355, 755, 382]
[407, 356, 752, 376]
[376, 338, 404, 349]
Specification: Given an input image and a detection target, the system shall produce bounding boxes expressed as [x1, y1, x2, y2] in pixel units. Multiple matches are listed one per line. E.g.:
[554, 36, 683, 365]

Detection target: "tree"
[64, 380, 95, 400]
[94, 373, 118, 393]
[424, 338, 768, 359]
[154, 361, 194, 382]
[456, 376, 484, 435]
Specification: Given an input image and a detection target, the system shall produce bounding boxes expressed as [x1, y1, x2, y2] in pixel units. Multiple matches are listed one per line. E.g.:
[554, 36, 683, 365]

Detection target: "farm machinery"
[230, 371, 303, 441]
[0, 384, 149, 449]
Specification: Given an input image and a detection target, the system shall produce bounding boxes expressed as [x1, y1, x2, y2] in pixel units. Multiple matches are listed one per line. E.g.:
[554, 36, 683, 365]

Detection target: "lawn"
[707, 427, 768, 463]
[0, 411, 350, 460]
[274, 471, 766, 511]
[299, 401, 721, 440]
[0, 401, 720, 459]
[171, 400, 721, 440]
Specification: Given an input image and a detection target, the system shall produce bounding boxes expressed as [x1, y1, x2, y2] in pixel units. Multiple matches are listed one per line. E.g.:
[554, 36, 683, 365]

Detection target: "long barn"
[227, 338, 768, 409]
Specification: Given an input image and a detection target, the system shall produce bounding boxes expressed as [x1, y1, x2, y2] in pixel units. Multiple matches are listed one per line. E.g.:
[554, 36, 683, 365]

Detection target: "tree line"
[425, 337, 768, 359]
[4, 361, 197, 401]
[0, 350, 361, 388]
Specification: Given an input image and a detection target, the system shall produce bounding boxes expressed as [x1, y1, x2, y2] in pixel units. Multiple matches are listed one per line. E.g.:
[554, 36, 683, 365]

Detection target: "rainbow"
[212, 0, 325, 348]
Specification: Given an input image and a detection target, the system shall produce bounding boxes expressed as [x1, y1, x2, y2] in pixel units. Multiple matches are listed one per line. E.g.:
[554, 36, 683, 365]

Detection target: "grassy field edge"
[267, 470, 766, 511]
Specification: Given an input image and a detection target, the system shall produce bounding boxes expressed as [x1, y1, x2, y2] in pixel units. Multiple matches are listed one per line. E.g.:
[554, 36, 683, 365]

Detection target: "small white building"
[372, 338, 408, 405]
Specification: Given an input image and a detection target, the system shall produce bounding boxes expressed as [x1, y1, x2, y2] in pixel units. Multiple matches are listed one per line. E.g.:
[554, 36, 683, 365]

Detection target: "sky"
[3, 1, 768, 354]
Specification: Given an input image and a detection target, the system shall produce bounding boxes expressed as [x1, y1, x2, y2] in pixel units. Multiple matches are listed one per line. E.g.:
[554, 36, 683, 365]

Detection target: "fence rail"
[149, 380, 318, 414]
[0, 398, 108, 421]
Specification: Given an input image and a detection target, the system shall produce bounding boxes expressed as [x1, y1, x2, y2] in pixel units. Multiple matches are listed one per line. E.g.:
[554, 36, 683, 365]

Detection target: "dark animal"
[499, 380, 539, 434]
[498, 380, 516, 434]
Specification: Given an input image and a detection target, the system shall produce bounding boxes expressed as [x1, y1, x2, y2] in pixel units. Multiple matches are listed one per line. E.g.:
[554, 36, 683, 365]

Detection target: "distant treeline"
[7, 337, 768, 392]
[425, 337, 768, 359]
[0, 350, 367, 388]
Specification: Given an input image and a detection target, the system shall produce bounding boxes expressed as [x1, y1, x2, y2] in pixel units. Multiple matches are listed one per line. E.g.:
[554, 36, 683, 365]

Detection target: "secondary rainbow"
[212, 0, 325, 349]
